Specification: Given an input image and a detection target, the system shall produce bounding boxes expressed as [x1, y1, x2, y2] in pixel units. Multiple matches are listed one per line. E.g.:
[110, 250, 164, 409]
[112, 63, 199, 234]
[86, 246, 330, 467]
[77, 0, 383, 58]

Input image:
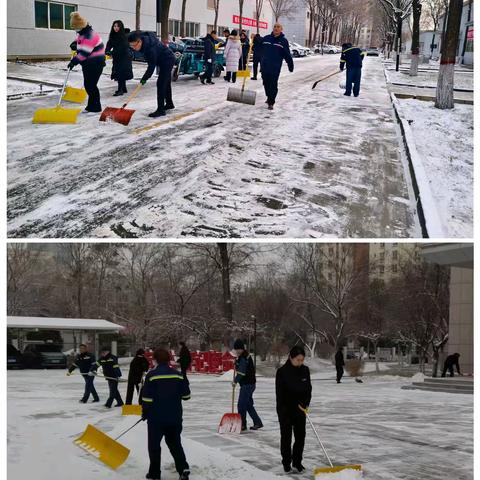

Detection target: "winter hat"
[70, 12, 88, 30]
[136, 348, 145, 356]
[233, 339, 245, 350]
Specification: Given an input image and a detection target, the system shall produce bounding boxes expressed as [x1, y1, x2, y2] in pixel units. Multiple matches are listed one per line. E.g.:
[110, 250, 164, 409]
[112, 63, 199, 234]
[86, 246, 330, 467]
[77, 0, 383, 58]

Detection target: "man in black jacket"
[276, 346, 312, 473]
[335, 347, 345, 383]
[260, 23, 294, 110]
[200, 31, 218, 85]
[442, 353, 462, 377]
[178, 342, 192, 380]
[251, 33, 263, 80]
[340, 43, 366, 97]
[128, 31, 176, 117]
[90, 346, 124, 408]
[67, 344, 99, 403]
[126, 348, 150, 404]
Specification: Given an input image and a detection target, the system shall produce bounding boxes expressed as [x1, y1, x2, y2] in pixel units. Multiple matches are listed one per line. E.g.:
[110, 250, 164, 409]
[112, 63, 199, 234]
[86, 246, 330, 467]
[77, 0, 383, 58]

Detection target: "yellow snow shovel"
[63, 84, 87, 104]
[236, 39, 254, 78]
[299, 406, 362, 478]
[33, 68, 81, 124]
[122, 404, 142, 416]
[74, 419, 143, 470]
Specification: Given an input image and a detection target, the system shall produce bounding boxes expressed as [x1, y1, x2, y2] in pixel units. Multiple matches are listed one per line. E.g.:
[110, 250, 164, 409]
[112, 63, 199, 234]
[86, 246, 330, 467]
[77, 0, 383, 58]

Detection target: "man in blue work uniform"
[90, 345, 124, 408]
[260, 23, 294, 110]
[340, 42, 366, 97]
[233, 339, 263, 431]
[142, 348, 191, 480]
[67, 343, 100, 403]
[128, 31, 176, 117]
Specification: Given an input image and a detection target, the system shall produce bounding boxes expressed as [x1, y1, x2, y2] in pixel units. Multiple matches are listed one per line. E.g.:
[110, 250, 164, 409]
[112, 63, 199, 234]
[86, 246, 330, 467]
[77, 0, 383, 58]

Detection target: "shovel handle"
[232, 369, 237, 413]
[58, 68, 72, 107]
[114, 418, 144, 441]
[121, 83, 143, 109]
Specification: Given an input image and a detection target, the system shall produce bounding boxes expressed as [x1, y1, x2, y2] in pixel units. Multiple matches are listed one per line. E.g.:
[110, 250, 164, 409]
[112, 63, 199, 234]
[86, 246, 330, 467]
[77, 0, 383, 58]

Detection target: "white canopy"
[7, 316, 124, 332]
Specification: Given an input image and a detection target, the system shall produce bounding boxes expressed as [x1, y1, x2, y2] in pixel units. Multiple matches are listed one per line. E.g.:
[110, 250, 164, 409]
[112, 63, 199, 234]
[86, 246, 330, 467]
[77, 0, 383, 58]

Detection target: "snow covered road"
[7, 56, 419, 238]
[7, 368, 472, 479]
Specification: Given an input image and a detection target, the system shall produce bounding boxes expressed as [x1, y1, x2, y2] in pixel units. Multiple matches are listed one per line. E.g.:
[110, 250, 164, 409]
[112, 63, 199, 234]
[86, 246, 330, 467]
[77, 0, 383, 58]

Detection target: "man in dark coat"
[90, 345, 124, 408]
[233, 339, 263, 431]
[251, 33, 263, 80]
[260, 23, 294, 110]
[442, 353, 462, 377]
[340, 42, 366, 97]
[335, 347, 345, 383]
[200, 31, 218, 85]
[276, 346, 312, 473]
[128, 31, 176, 117]
[178, 342, 192, 380]
[126, 348, 150, 404]
[142, 348, 191, 480]
[67, 344, 99, 403]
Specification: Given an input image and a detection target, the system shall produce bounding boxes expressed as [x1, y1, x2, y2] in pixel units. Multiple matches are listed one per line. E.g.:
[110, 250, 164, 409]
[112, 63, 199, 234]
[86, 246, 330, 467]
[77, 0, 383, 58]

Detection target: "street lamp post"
[251, 315, 257, 369]
[156, 0, 162, 39]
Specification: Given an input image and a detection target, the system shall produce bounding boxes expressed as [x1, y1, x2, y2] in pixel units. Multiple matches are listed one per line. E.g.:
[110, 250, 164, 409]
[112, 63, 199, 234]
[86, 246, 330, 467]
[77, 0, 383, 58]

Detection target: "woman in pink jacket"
[68, 12, 106, 113]
[223, 30, 242, 83]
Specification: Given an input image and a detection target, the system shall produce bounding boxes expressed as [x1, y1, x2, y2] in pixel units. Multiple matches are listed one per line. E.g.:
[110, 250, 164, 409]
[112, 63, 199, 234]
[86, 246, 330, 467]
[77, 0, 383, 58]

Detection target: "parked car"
[366, 47, 380, 56]
[22, 343, 67, 369]
[7, 344, 24, 369]
[289, 42, 308, 57]
[313, 44, 340, 54]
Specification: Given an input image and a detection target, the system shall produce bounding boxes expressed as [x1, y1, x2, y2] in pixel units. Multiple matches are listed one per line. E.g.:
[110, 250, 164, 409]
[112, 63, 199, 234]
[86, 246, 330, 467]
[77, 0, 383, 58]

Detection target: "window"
[379, 265, 385, 274]
[34, 1, 77, 30]
[380, 243, 385, 249]
[392, 250, 398, 260]
[207, 0, 215, 9]
[392, 264, 398, 273]
[380, 252, 385, 261]
[170, 19, 199, 38]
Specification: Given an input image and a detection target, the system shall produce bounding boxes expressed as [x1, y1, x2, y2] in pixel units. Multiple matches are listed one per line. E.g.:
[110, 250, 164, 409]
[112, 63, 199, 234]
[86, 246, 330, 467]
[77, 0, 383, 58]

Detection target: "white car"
[289, 42, 309, 57]
[313, 44, 340, 54]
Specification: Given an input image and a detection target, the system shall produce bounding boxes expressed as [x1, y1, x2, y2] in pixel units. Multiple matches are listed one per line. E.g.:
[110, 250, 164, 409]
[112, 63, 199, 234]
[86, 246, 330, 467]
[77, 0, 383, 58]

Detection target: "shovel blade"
[74, 424, 130, 470]
[314, 465, 363, 479]
[121, 404, 142, 416]
[63, 86, 88, 104]
[236, 70, 250, 78]
[32, 106, 81, 124]
[227, 87, 256, 106]
[218, 413, 242, 434]
[99, 107, 135, 126]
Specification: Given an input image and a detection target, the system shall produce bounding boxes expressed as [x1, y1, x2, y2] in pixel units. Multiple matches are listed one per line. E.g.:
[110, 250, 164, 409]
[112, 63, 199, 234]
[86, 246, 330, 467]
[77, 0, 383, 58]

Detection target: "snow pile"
[315, 468, 363, 479]
[411, 372, 426, 383]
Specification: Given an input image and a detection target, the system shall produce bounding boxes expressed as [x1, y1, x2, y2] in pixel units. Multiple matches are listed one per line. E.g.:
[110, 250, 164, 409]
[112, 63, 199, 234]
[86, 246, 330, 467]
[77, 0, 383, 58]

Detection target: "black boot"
[283, 464, 291, 473]
[113, 90, 124, 96]
[148, 110, 166, 118]
[145, 473, 160, 480]
[179, 469, 190, 480]
[293, 463, 305, 473]
[165, 103, 175, 110]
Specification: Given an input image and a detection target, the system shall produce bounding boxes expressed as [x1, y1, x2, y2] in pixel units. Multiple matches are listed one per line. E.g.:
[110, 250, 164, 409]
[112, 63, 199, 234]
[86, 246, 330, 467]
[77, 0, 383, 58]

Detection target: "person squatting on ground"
[141, 348, 191, 480]
[126, 348, 150, 405]
[335, 347, 345, 383]
[340, 43, 366, 97]
[90, 345, 124, 408]
[128, 31, 176, 118]
[276, 346, 312, 473]
[106, 20, 134, 96]
[251, 33, 263, 80]
[178, 342, 192, 381]
[68, 12, 105, 113]
[260, 23, 294, 110]
[233, 339, 263, 431]
[200, 30, 218, 85]
[224, 30, 242, 83]
[442, 353, 462, 377]
[66, 344, 99, 403]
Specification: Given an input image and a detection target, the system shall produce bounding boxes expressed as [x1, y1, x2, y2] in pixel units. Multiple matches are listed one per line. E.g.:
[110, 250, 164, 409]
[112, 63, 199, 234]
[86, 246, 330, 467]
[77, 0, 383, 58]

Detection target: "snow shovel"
[312, 70, 342, 90]
[122, 404, 142, 416]
[236, 40, 254, 78]
[74, 419, 143, 470]
[218, 375, 242, 434]
[99, 83, 142, 125]
[32, 68, 82, 124]
[227, 42, 256, 105]
[299, 406, 362, 478]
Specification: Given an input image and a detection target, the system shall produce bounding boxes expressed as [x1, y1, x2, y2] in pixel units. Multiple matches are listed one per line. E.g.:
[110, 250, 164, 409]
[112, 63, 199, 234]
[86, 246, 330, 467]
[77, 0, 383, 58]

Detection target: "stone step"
[403, 383, 473, 394]
[412, 382, 473, 391]
[423, 378, 473, 387]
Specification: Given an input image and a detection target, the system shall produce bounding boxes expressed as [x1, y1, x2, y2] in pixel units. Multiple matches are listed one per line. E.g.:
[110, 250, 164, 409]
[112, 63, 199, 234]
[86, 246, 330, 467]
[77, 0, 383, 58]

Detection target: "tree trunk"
[181, 0, 187, 38]
[159, 0, 171, 42]
[435, 0, 463, 109]
[218, 244, 233, 323]
[410, 0, 422, 76]
[214, 1, 220, 31]
[136, 0, 141, 31]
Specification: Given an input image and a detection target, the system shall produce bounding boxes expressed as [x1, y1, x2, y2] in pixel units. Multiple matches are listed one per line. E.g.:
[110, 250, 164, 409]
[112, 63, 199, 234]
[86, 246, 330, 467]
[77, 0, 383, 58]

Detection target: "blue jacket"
[234, 352, 256, 386]
[68, 351, 96, 374]
[91, 352, 122, 378]
[260, 32, 293, 76]
[340, 45, 365, 70]
[140, 33, 176, 82]
[141, 364, 191, 425]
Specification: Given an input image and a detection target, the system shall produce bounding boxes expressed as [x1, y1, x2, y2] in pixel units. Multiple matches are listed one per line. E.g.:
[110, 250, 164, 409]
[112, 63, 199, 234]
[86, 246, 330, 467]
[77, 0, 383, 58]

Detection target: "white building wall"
[8, 0, 274, 58]
[280, 0, 309, 46]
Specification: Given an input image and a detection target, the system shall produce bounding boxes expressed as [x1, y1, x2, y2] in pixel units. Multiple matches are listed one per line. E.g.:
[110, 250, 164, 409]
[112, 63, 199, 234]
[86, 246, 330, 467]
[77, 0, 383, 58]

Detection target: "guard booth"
[7, 316, 125, 357]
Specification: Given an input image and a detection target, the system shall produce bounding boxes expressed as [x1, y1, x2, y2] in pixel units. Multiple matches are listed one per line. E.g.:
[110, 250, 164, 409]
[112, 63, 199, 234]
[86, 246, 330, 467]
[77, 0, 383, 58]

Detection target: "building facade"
[7, 0, 274, 59]
[280, 0, 310, 46]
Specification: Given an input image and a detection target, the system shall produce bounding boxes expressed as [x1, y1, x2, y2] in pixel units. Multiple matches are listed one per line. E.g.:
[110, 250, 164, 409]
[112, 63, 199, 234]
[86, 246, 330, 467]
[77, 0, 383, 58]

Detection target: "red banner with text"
[232, 15, 268, 30]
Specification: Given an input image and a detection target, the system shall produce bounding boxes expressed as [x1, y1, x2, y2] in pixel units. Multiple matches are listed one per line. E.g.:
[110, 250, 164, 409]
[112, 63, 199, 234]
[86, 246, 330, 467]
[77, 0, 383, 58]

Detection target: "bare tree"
[409, 0, 422, 75]
[255, 0, 265, 33]
[422, 0, 447, 58]
[435, 0, 463, 109]
[268, 0, 297, 22]
[159, 0, 172, 41]
[136, 0, 142, 30]
[238, 0, 245, 30]
[181, 0, 188, 38]
[213, 0, 221, 31]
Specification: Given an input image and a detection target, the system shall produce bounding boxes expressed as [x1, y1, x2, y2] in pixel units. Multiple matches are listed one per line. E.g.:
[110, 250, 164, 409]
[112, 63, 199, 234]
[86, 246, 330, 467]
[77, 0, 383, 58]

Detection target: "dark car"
[22, 344, 67, 369]
[7, 344, 24, 369]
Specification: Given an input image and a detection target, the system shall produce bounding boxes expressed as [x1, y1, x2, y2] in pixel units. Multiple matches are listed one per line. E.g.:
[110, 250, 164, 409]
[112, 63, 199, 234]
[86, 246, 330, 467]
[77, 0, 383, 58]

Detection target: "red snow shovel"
[99, 83, 142, 125]
[218, 372, 242, 434]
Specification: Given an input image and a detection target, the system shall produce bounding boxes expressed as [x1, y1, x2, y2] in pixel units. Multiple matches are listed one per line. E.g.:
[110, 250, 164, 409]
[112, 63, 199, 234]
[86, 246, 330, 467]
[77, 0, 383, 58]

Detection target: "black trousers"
[105, 379, 124, 407]
[156, 68, 174, 111]
[147, 422, 189, 478]
[202, 62, 213, 82]
[345, 67, 362, 96]
[225, 71, 237, 83]
[125, 380, 141, 405]
[262, 72, 280, 105]
[279, 414, 306, 468]
[336, 366, 344, 383]
[82, 60, 104, 112]
[81, 374, 99, 402]
[180, 366, 189, 383]
[441, 365, 455, 377]
[117, 79, 127, 93]
[253, 58, 261, 79]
